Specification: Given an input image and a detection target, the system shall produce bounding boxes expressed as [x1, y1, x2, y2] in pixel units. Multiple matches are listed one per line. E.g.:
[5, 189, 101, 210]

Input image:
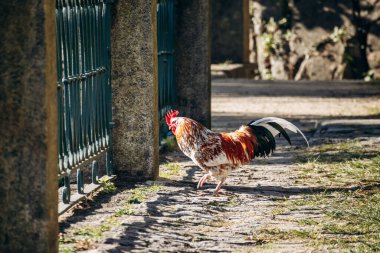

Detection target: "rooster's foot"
[197, 174, 211, 189]
[213, 178, 226, 196]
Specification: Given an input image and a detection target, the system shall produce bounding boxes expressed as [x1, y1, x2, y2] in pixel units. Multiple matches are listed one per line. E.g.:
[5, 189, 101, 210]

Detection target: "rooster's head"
[165, 109, 179, 133]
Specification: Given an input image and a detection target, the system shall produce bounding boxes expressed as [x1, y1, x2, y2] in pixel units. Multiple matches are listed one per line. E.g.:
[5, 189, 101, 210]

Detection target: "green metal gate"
[157, 0, 176, 139]
[56, 0, 113, 209]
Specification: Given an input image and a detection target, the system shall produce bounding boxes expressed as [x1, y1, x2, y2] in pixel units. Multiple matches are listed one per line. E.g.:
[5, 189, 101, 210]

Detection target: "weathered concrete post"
[175, 0, 212, 128]
[111, 0, 159, 179]
[0, 1, 58, 253]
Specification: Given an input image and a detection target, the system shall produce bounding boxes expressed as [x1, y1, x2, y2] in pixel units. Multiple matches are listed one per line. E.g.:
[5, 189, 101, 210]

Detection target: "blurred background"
[211, 0, 380, 81]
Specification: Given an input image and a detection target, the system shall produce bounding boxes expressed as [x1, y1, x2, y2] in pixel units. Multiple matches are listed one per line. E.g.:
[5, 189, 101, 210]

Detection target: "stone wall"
[250, 0, 380, 80]
[212, 0, 380, 80]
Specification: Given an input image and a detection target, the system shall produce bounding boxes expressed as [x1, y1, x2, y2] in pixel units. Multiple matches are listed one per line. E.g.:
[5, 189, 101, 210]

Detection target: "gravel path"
[59, 80, 380, 253]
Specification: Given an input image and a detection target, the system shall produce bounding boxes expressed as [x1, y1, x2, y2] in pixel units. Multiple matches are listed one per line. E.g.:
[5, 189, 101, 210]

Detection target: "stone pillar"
[111, 0, 159, 179]
[211, 0, 250, 64]
[175, 0, 212, 128]
[0, 1, 58, 253]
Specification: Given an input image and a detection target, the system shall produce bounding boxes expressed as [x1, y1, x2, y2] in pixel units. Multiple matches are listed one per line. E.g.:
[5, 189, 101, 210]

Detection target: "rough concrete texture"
[211, 0, 249, 64]
[0, 1, 58, 252]
[175, 0, 211, 128]
[111, 0, 159, 179]
[59, 80, 380, 252]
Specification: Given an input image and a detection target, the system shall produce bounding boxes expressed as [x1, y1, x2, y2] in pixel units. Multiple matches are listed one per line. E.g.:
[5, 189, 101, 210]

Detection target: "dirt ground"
[59, 80, 380, 253]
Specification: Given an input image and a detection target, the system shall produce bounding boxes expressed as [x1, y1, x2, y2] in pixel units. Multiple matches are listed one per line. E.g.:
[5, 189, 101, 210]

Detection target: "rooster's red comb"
[165, 110, 179, 126]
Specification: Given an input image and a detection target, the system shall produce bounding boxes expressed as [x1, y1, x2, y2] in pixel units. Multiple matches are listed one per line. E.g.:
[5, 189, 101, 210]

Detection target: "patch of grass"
[368, 106, 380, 116]
[59, 246, 76, 253]
[59, 234, 77, 252]
[60, 184, 162, 251]
[98, 176, 117, 193]
[208, 195, 240, 207]
[114, 184, 161, 216]
[298, 140, 367, 162]
[59, 235, 76, 244]
[73, 227, 102, 239]
[273, 190, 380, 251]
[208, 216, 231, 227]
[297, 156, 380, 186]
[295, 140, 380, 186]
[298, 140, 380, 163]
[284, 194, 327, 210]
[160, 163, 182, 179]
[256, 228, 315, 241]
[252, 139, 380, 251]
[296, 219, 319, 226]
[126, 184, 162, 204]
[72, 217, 120, 240]
[115, 203, 135, 216]
[320, 191, 380, 251]
[271, 207, 289, 215]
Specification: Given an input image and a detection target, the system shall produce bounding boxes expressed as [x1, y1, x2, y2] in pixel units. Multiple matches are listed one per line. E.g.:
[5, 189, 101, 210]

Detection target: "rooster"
[165, 110, 309, 195]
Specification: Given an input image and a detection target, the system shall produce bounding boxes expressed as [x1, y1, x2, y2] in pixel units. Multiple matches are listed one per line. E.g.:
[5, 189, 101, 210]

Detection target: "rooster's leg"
[213, 178, 226, 196]
[197, 174, 211, 189]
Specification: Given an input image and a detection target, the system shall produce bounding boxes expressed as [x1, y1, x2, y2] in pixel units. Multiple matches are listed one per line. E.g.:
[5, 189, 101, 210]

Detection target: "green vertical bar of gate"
[61, 0, 71, 169]
[157, 0, 176, 141]
[85, 0, 93, 156]
[95, 0, 101, 154]
[72, 0, 80, 165]
[82, 0, 91, 157]
[68, 0, 76, 166]
[104, 0, 114, 175]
